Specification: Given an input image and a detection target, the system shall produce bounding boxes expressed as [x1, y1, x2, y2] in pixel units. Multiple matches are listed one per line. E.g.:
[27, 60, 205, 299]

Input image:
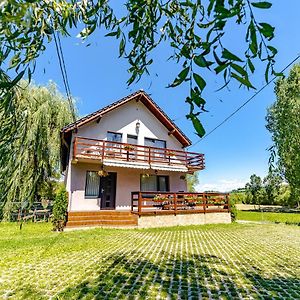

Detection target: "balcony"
[131, 192, 230, 216]
[72, 137, 205, 172]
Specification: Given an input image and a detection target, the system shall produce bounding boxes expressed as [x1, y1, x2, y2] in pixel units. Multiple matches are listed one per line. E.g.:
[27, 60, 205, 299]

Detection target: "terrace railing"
[73, 136, 205, 172]
[131, 192, 230, 216]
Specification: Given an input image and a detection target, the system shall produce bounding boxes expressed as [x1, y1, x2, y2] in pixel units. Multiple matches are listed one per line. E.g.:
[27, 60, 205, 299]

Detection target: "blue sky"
[32, 1, 300, 192]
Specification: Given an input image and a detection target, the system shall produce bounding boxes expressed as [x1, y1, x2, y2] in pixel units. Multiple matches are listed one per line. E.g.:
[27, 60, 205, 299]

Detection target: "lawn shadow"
[55, 251, 224, 299]
[54, 250, 300, 300]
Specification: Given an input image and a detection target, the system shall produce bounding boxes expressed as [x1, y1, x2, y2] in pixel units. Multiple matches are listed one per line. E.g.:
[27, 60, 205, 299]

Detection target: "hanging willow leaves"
[0, 81, 74, 219]
[0, 0, 278, 138]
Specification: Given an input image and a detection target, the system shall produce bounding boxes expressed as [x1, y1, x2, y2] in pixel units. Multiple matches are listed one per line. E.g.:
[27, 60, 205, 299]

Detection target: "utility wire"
[53, 30, 77, 125]
[188, 53, 300, 149]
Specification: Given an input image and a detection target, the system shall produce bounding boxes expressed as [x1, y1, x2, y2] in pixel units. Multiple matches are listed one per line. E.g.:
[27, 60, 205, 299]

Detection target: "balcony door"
[144, 138, 166, 161]
[100, 172, 117, 210]
[127, 134, 138, 160]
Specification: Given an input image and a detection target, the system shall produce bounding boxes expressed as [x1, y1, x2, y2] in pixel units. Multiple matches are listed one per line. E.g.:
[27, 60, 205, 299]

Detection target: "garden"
[0, 222, 299, 299]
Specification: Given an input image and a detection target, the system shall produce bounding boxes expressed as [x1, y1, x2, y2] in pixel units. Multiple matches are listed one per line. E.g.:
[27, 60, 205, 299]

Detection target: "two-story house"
[61, 90, 231, 228]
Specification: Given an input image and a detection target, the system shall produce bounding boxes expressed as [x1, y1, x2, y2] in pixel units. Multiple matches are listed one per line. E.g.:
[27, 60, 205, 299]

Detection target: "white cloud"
[196, 179, 247, 192]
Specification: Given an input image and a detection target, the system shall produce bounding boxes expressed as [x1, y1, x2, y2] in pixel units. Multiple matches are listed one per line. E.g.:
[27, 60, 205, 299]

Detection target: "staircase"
[66, 211, 138, 228]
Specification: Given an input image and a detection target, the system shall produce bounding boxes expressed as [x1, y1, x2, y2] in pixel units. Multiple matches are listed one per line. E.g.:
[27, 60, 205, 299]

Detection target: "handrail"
[73, 137, 205, 171]
[76, 136, 204, 156]
[131, 191, 230, 216]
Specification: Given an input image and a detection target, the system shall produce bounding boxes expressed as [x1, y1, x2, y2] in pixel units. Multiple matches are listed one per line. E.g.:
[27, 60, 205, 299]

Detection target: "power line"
[53, 30, 77, 124]
[188, 53, 300, 149]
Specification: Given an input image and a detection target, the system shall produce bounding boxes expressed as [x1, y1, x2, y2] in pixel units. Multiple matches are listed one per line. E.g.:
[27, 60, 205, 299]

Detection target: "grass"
[0, 222, 299, 299]
[237, 210, 300, 225]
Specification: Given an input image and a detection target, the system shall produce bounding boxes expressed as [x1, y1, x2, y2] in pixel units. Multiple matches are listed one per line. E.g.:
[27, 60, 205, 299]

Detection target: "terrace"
[72, 136, 205, 172]
[131, 191, 230, 216]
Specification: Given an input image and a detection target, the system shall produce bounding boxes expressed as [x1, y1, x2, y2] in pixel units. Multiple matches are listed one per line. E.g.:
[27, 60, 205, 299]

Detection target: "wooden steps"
[66, 211, 138, 228]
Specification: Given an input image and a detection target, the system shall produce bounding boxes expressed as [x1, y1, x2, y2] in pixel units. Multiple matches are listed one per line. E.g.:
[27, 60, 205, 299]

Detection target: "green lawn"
[237, 210, 300, 225]
[0, 223, 299, 299]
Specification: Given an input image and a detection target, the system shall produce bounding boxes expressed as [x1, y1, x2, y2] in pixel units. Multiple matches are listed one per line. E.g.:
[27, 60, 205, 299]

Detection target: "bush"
[229, 197, 237, 222]
[52, 186, 68, 231]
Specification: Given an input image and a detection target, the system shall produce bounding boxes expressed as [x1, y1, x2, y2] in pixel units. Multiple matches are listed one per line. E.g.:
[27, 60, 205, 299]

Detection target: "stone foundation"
[137, 212, 231, 228]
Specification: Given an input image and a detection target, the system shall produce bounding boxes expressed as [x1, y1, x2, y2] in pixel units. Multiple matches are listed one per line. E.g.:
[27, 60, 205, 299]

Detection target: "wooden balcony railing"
[73, 136, 205, 171]
[131, 192, 230, 216]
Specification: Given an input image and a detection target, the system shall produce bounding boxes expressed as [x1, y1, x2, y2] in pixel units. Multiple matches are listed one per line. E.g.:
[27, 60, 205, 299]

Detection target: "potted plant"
[124, 144, 135, 151]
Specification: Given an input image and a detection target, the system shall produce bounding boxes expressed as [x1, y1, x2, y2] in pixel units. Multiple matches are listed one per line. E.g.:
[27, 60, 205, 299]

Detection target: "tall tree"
[0, 1, 278, 137]
[266, 64, 300, 207]
[245, 174, 264, 206]
[263, 171, 281, 205]
[186, 173, 199, 192]
[0, 81, 73, 219]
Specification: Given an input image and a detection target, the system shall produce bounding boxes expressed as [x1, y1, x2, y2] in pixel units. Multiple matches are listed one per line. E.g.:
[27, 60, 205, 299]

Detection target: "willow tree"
[266, 64, 300, 207]
[0, 81, 73, 219]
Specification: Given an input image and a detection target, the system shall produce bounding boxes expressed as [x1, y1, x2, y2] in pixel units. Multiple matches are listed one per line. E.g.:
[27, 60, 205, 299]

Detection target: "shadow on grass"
[51, 251, 300, 300]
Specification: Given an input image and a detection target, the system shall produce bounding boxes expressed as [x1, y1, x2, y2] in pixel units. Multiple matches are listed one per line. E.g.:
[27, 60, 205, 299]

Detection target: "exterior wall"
[137, 213, 231, 228]
[68, 163, 187, 212]
[75, 100, 183, 150]
[65, 99, 190, 212]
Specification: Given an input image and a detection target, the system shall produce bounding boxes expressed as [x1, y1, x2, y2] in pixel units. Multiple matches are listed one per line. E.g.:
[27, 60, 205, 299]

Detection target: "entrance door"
[100, 172, 117, 210]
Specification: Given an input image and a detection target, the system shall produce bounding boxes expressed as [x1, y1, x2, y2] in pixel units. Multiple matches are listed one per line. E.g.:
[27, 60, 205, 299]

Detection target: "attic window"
[144, 138, 166, 148]
[107, 132, 122, 142]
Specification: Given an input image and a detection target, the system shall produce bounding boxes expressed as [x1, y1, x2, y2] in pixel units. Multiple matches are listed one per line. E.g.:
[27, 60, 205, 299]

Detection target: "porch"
[131, 191, 230, 216]
[72, 137, 205, 172]
[66, 192, 231, 228]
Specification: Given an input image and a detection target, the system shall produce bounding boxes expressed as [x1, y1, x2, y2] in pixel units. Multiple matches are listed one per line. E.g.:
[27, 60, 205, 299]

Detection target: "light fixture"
[135, 120, 140, 134]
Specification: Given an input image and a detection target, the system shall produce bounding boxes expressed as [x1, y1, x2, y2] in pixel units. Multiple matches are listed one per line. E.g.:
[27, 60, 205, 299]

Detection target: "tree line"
[231, 173, 295, 207]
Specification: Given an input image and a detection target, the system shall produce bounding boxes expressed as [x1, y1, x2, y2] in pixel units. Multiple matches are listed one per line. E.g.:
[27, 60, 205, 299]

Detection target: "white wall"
[66, 99, 189, 211]
[68, 163, 187, 211]
[76, 100, 184, 150]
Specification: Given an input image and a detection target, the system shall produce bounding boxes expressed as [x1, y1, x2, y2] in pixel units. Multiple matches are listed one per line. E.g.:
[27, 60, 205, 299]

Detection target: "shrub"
[52, 186, 68, 231]
[229, 197, 237, 222]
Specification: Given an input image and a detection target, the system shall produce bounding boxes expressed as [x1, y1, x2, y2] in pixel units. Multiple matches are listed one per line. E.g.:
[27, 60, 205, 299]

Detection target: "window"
[144, 138, 166, 148]
[127, 134, 137, 144]
[107, 132, 122, 142]
[140, 175, 169, 192]
[145, 138, 166, 160]
[85, 171, 100, 198]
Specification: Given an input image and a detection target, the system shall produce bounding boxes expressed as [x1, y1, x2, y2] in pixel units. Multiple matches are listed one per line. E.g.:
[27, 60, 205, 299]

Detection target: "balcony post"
[203, 193, 207, 214]
[148, 148, 151, 164]
[174, 193, 177, 216]
[73, 137, 77, 160]
[226, 193, 230, 213]
[138, 192, 142, 215]
[101, 140, 105, 161]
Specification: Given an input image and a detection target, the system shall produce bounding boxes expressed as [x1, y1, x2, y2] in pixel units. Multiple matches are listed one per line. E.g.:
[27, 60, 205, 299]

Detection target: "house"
[61, 90, 231, 228]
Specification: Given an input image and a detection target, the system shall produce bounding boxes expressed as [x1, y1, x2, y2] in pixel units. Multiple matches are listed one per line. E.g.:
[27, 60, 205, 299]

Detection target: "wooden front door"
[100, 172, 117, 210]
